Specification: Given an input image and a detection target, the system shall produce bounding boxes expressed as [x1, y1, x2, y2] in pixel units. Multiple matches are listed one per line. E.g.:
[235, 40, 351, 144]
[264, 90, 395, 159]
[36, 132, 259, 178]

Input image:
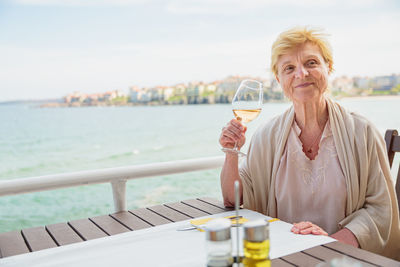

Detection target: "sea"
[1, 97, 399, 232]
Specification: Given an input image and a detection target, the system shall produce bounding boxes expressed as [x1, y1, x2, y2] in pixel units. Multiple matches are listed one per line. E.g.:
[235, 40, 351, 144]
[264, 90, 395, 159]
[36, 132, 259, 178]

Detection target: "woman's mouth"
[295, 82, 313, 88]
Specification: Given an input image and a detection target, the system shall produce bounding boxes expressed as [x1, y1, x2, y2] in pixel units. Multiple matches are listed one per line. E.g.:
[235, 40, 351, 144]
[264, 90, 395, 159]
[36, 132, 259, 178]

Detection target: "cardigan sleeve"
[338, 122, 393, 255]
[239, 118, 275, 214]
[239, 107, 294, 216]
[239, 158, 255, 210]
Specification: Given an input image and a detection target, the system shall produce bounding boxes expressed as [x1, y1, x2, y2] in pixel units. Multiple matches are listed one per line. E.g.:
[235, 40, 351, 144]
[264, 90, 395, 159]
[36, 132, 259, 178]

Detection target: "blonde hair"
[270, 26, 334, 76]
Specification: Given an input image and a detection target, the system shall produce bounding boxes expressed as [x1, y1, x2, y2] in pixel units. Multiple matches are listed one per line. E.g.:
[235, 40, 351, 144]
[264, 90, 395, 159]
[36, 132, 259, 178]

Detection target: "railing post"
[111, 179, 127, 212]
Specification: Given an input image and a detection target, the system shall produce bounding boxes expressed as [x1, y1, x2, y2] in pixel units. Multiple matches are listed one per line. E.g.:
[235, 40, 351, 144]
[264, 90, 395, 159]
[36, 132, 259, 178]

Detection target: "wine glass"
[222, 79, 263, 156]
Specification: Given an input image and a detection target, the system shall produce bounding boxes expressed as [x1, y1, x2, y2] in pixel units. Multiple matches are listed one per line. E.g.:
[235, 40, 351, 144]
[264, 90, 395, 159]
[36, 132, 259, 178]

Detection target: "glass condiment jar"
[205, 218, 233, 267]
[242, 220, 270, 267]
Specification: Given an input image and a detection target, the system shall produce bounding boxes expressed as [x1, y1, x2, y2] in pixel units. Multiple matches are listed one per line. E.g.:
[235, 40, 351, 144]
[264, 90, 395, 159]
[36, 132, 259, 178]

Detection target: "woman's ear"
[275, 75, 280, 83]
[326, 61, 332, 74]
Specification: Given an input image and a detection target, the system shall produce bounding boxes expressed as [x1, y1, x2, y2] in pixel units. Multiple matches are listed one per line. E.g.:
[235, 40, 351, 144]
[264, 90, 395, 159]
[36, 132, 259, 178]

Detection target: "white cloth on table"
[0, 210, 335, 267]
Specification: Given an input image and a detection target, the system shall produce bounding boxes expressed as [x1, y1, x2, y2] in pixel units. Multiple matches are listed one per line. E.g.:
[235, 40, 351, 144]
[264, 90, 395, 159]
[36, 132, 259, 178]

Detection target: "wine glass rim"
[240, 79, 262, 89]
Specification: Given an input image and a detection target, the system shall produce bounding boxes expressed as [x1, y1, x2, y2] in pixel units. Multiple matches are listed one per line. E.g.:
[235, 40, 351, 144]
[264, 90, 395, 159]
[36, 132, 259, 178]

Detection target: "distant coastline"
[2, 94, 400, 108]
[2, 72, 399, 108]
[338, 95, 400, 101]
[0, 98, 62, 106]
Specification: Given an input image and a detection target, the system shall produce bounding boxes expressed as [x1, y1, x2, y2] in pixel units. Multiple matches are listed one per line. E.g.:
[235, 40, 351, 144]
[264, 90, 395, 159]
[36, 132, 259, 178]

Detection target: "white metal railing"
[0, 156, 225, 212]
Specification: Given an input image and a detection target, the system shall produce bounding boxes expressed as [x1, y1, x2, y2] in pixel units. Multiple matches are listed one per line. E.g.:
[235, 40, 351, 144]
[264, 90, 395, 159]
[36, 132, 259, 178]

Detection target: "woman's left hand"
[291, 221, 328, 236]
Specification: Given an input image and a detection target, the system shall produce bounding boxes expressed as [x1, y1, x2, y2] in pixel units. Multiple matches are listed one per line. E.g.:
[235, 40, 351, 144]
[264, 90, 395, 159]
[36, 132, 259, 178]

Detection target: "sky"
[0, 0, 399, 101]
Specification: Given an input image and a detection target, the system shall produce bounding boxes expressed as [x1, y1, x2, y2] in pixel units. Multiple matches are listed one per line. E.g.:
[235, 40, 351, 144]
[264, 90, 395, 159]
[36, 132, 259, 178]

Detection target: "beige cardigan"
[240, 97, 400, 260]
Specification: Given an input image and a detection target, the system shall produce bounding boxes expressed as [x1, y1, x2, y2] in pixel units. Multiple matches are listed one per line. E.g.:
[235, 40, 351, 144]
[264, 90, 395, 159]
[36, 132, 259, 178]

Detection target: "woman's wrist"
[330, 228, 359, 248]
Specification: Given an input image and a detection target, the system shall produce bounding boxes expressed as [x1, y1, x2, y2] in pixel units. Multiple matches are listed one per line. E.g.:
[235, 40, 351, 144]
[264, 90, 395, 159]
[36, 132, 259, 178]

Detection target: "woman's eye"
[307, 60, 317, 66]
[284, 66, 294, 72]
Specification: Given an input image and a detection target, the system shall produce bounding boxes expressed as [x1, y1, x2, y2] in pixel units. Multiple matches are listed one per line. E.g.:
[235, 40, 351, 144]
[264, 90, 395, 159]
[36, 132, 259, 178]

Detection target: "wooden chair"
[384, 129, 400, 210]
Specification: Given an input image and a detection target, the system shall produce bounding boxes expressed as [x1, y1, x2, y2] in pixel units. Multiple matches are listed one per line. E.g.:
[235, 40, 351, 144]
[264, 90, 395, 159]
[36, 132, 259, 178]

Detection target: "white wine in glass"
[232, 109, 262, 124]
[222, 79, 263, 156]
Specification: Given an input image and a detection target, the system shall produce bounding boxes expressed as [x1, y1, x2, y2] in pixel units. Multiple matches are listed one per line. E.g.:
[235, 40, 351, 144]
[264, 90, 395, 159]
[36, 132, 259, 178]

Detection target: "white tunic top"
[274, 120, 347, 235]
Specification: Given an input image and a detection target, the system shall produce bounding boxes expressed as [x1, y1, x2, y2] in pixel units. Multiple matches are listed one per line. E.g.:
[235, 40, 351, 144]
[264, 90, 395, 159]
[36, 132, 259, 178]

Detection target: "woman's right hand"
[219, 119, 247, 150]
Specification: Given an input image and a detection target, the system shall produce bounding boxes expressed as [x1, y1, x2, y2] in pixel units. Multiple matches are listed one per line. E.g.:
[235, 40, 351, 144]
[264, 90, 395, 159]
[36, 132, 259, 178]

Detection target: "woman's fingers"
[227, 119, 244, 136]
[291, 223, 312, 234]
[219, 119, 246, 148]
[220, 128, 240, 146]
[292, 221, 313, 230]
[225, 126, 241, 139]
[221, 130, 236, 142]
[300, 226, 317, 235]
[291, 221, 327, 236]
[237, 133, 246, 147]
[230, 118, 243, 128]
[221, 124, 241, 140]
[311, 228, 328, 236]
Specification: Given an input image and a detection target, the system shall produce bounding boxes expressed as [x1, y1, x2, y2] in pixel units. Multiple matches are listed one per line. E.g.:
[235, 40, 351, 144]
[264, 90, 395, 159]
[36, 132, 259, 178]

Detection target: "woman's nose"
[294, 65, 309, 78]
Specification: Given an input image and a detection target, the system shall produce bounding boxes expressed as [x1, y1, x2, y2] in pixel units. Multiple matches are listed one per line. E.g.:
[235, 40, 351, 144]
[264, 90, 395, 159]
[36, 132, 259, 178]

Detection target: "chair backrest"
[384, 129, 400, 210]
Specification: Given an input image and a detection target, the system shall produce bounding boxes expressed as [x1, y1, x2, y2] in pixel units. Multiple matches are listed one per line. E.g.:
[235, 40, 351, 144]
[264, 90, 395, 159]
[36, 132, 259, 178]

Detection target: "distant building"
[64, 92, 86, 104]
[186, 81, 201, 104]
[331, 76, 353, 93]
[163, 86, 175, 102]
[216, 76, 244, 103]
[129, 86, 140, 103]
[168, 83, 187, 104]
[206, 83, 217, 93]
[129, 87, 152, 103]
[148, 87, 162, 102]
[396, 74, 400, 85]
[270, 78, 281, 92]
[372, 75, 398, 91]
[104, 91, 117, 101]
[353, 76, 370, 90]
[174, 84, 186, 96]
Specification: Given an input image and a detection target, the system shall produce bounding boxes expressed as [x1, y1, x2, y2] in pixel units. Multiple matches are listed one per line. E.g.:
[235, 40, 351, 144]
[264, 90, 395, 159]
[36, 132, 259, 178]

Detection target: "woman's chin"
[291, 91, 323, 104]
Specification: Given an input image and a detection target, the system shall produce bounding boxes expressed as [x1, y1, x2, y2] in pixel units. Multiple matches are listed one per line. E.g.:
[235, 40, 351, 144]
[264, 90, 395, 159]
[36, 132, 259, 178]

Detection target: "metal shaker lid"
[205, 218, 231, 241]
[243, 220, 269, 242]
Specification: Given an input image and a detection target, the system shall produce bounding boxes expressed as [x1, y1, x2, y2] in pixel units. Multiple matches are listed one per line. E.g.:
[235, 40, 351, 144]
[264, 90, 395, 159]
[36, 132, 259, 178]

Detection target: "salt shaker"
[205, 218, 233, 267]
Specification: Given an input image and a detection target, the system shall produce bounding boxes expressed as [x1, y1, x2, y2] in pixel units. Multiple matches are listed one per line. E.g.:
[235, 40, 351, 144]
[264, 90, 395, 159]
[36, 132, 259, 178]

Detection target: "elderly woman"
[219, 27, 400, 260]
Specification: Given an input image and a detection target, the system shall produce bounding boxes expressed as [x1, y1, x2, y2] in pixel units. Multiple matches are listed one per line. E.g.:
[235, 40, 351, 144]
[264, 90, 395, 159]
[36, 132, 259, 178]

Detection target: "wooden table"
[0, 197, 398, 266]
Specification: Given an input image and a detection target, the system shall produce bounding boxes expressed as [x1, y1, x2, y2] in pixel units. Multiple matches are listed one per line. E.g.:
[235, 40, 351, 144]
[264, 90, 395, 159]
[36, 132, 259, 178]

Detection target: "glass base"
[221, 147, 246, 157]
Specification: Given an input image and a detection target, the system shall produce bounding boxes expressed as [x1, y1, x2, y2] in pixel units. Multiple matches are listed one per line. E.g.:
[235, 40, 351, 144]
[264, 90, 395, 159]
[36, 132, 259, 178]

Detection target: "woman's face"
[276, 42, 330, 104]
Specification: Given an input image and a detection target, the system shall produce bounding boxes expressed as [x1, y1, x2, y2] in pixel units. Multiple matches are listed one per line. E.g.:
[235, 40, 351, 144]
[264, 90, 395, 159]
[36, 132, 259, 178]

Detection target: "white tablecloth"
[0, 209, 334, 267]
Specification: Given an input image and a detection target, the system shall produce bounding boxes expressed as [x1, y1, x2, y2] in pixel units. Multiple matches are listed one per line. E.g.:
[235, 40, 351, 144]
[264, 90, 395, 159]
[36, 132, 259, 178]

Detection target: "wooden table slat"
[281, 251, 323, 266]
[89, 215, 130, 236]
[271, 258, 296, 266]
[68, 219, 108, 241]
[197, 197, 233, 211]
[21, 227, 57, 252]
[323, 242, 400, 267]
[165, 202, 209, 218]
[181, 199, 226, 214]
[303, 244, 375, 267]
[129, 208, 172, 226]
[0, 231, 30, 258]
[46, 223, 83, 246]
[110, 211, 152, 231]
[147, 205, 191, 222]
